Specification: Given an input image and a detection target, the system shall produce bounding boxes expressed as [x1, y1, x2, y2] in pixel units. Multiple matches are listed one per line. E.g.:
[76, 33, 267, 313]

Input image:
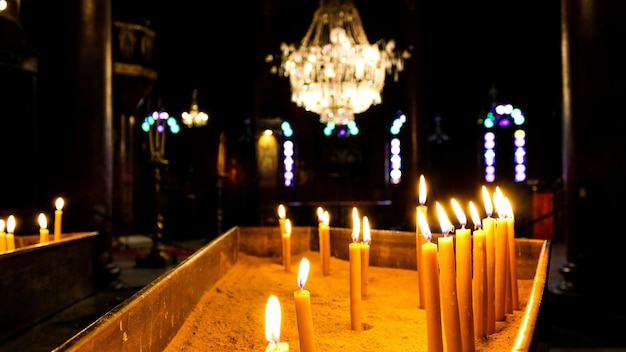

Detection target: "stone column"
[62, 0, 119, 288]
[552, 0, 626, 316]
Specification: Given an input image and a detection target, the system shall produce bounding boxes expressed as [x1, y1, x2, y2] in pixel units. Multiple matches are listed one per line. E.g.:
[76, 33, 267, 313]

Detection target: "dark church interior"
[1, 0, 626, 351]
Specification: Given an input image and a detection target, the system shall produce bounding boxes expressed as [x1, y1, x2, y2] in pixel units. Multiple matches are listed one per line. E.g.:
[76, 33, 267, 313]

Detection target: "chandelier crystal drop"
[277, 0, 406, 125]
[181, 89, 209, 127]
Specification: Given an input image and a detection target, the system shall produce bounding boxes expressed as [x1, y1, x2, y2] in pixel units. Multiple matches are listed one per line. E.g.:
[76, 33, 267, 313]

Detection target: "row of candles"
[270, 176, 519, 352]
[0, 197, 65, 254]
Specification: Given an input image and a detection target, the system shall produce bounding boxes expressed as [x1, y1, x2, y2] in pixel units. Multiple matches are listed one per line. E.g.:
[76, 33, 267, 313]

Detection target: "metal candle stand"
[136, 109, 180, 268]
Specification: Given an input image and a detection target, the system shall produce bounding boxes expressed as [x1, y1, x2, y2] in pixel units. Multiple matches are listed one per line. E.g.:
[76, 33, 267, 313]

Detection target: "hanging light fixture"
[275, 0, 407, 125]
[181, 89, 209, 127]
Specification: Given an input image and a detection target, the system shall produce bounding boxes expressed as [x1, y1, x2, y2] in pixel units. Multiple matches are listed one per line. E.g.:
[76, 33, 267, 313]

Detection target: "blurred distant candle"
[481, 186, 497, 334]
[416, 174, 428, 309]
[6, 215, 16, 251]
[470, 201, 488, 338]
[361, 216, 371, 298]
[436, 202, 462, 352]
[349, 207, 362, 330]
[54, 197, 64, 241]
[0, 219, 6, 253]
[504, 197, 520, 311]
[265, 295, 290, 352]
[294, 258, 315, 352]
[283, 219, 292, 272]
[319, 210, 330, 276]
[451, 198, 475, 352]
[39, 213, 49, 244]
[417, 210, 443, 352]
[493, 188, 508, 321]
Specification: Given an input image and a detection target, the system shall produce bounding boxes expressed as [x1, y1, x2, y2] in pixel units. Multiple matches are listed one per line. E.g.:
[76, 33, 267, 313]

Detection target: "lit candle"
[349, 207, 362, 331]
[283, 219, 292, 272]
[278, 205, 287, 269]
[54, 197, 64, 241]
[294, 258, 315, 352]
[416, 174, 428, 309]
[504, 196, 520, 311]
[265, 295, 290, 352]
[493, 188, 508, 321]
[451, 198, 475, 352]
[436, 202, 462, 352]
[278, 204, 286, 234]
[470, 201, 488, 338]
[0, 219, 6, 253]
[481, 186, 496, 334]
[361, 216, 371, 298]
[6, 215, 16, 251]
[39, 213, 49, 244]
[319, 210, 330, 276]
[417, 210, 443, 352]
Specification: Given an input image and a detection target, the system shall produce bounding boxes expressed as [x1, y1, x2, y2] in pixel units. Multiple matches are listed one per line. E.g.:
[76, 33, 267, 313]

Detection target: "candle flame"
[297, 257, 310, 289]
[417, 209, 432, 242]
[493, 187, 506, 219]
[317, 207, 324, 221]
[38, 213, 47, 229]
[450, 198, 467, 228]
[418, 174, 427, 205]
[0, 219, 5, 233]
[7, 215, 15, 234]
[322, 210, 330, 226]
[436, 202, 454, 235]
[351, 207, 360, 243]
[277, 204, 286, 219]
[284, 218, 292, 235]
[55, 197, 64, 211]
[362, 216, 371, 244]
[265, 295, 282, 344]
[469, 201, 482, 231]
[482, 186, 493, 217]
[504, 197, 514, 219]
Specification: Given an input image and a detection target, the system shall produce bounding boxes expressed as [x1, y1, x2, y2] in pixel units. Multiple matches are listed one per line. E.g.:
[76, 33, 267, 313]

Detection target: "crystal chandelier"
[181, 89, 209, 127]
[276, 0, 406, 125]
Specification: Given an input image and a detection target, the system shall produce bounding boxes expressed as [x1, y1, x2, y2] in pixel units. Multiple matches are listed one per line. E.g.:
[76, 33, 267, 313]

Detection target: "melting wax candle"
[39, 213, 49, 244]
[318, 210, 330, 276]
[294, 258, 315, 352]
[470, 201, 488, 338]
[451, 198, 475, 352]
[349, 207, 362, 330]
[416, 174, 427, 309]
[265, 295, 289, 352]
[54, 197, 64, 241]
[361, 216, 371, 298]
[417, 210, 443, 352]
[436, 202, 462, 352]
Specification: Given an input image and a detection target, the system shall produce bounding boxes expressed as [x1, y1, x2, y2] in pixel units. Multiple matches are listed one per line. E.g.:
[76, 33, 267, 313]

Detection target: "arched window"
[482, 104, 526, 183]
[281, 121, 295, 187]
[388, 111, 406, 184]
